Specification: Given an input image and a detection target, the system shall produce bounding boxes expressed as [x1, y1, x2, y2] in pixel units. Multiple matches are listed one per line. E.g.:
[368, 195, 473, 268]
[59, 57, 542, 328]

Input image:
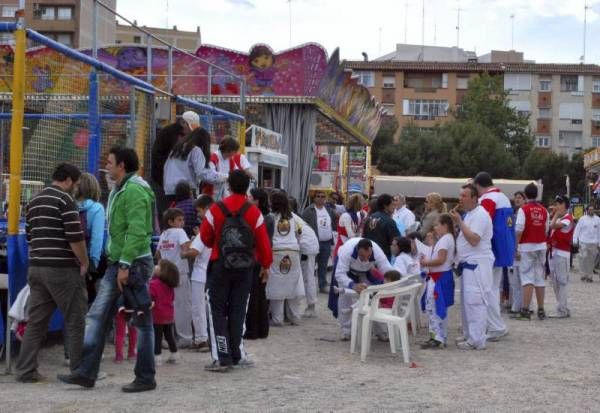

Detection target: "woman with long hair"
[266, 191, 305, 326]
[163, 128, 226, 205]
[244, 188, 273, 339]
[151, 122, 185, 217]
[333, 193, 365, 257]
[420, 192, 447, 237]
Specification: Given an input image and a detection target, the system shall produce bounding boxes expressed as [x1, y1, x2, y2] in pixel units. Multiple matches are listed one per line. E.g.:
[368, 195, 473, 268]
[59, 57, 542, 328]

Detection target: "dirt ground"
[1, 264, 600, 412]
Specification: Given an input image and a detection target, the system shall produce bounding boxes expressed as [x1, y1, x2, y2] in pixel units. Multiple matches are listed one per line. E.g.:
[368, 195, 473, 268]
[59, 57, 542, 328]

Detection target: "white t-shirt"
[190, 235, 212, 283]
[429, 233, 455, 273]
[158, 228, 190, 278]
[393, 206, 416, 234]
[573, 214, 600, 245]
[393, 252, 419, 276]
[456, 206, 494, 262]
[316, 206, 333, 242]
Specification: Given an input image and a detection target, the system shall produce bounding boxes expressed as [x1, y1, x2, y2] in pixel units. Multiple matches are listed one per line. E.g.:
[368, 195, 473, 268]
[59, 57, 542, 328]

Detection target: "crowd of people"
[11, 113, 590, 392]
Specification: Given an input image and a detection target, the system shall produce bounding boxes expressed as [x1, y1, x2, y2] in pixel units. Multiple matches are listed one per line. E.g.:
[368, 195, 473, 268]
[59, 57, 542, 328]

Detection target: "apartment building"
[115, 21, 201, 51]
[0, 0, 116, 48]
[345, 45, 600, 157]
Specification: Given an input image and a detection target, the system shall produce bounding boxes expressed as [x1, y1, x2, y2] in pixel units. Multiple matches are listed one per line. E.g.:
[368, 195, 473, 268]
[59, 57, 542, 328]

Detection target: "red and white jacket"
[201, 152, 243, 196]
[548, 213, 574, 258]
[334, 211, 364, 257]
[200, 193, 273, 268]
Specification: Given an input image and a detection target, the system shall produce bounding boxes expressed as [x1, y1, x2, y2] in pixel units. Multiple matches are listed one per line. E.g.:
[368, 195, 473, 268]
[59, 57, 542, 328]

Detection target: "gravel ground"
[2, 265, 600, 412]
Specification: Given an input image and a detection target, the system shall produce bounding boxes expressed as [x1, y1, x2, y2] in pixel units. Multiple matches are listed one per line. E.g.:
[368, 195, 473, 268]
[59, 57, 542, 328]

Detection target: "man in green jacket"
[59, 146, 157, 393]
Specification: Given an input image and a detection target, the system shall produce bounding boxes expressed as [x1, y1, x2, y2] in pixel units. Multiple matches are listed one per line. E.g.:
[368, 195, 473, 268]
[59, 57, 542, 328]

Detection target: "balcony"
[592, 120, 600, 136]
[537, 118, 551, 134]
[403, 72, 444, 92]
[593, 93, 600, 109]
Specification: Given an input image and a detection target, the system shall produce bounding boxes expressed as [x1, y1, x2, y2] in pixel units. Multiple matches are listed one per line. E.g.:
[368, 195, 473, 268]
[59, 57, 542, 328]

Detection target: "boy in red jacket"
[200, 170, 272, 372]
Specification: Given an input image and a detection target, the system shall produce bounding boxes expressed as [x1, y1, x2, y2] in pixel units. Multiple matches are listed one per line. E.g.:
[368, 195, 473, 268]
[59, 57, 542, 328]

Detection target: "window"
[504, 73, 532, 91]
[382, 104, 395, 115]
[559, 130, 583, 149]
[57, 6, 73, 20]
[592, 137, 600, 147]
[535, 136, 551, 148]
[402, 99, 449, 120]
[355, 71, 374, 87]
[593, 109, 600, 121]
[1, 6, 17, 17]
[559, 102, 584, 120]
[539, 79, 552, 91]
[382, 75, 395, 88]
[56, 33, 72, 47]
[539, 108, 552, 119]
[509, 100, 531, 116]
[133, 35, 141, 44]
[561, 75, 578, 92]
[593, 78, 600, 93]
[40, 6, 56, 20]
[457, 77, 469, 90]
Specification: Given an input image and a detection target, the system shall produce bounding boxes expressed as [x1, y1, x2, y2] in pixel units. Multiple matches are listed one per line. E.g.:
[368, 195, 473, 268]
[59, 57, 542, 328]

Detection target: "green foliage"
[371, 116, 397, 166]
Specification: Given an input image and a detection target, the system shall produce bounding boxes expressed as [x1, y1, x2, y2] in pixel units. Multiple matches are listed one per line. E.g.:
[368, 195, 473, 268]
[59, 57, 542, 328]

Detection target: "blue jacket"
[421, 269, 454, 320]
[79, 199, 106, 268]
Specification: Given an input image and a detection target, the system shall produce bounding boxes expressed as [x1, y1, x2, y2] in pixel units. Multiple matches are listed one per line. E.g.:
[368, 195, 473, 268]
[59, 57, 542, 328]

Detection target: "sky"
[117, 0, 600, 64]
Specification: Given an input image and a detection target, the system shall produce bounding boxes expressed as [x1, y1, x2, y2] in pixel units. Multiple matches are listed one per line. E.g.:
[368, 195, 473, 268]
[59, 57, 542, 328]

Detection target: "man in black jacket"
[362, 193, 400, 259]
[302, 190, 337, 293]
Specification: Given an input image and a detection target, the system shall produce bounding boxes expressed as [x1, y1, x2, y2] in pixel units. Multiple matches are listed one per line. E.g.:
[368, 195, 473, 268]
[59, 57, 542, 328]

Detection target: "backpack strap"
[217, 201, 232, 217]
[237, 202, 252, 218]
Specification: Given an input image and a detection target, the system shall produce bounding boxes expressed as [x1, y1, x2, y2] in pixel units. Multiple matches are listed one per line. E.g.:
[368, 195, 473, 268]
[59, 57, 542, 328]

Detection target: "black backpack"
[217, 201, 256, 270]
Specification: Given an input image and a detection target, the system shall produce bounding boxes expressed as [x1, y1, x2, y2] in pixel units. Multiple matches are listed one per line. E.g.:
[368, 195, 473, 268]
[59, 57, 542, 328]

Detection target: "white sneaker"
[155, 355, 163, 366]
[457, 341, 485, 351]
[455, 336, 466, 343]
[303, 305, 316, 318]
[487, 330, 509, 342]
[167, 351, 180, 364]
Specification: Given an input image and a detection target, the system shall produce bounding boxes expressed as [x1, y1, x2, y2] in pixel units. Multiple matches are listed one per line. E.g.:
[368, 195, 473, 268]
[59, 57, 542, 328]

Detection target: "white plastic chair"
[349, 279, 406, 355]
[360, 283, 421, 363]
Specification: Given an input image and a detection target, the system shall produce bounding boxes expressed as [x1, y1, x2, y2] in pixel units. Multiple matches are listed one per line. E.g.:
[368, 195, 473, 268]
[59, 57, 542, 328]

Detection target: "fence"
[0, 17, 246, 373]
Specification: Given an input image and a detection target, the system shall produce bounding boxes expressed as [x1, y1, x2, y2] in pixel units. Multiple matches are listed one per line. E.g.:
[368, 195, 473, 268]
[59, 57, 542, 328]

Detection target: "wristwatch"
[119, 263, 130, 271]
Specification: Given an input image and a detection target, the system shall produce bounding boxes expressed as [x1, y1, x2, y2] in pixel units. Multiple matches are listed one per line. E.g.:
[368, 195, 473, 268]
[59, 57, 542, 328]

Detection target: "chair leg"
[399, 321, 410, 364]
[360, 317, 372, 362]
[387, 323, 396, 354]
[350, 311, 358, 354]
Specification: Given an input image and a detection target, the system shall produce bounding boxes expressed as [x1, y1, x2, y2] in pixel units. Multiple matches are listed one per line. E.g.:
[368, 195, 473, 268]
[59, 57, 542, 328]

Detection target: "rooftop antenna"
[455, 0, 461, 47]
[166, 0, 169, 28]
[582, 0, 589, 63]
[404, 0, 408, 43]
[421, 0, 425, 59]
[288, 0, 292, 47]
[510, 13, 515, 49]
[378, 27, 382, 55]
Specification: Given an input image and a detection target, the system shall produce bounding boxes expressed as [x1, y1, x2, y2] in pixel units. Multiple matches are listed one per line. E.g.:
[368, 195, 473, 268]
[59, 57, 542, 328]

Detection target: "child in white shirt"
[156, 208, 192, 346]
[392, 237, 420, 277]
[182, 195, 213, 351]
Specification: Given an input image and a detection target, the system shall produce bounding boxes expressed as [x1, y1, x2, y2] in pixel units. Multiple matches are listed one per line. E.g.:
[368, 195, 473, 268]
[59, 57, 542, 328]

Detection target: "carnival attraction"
[0, 21, 245, 371]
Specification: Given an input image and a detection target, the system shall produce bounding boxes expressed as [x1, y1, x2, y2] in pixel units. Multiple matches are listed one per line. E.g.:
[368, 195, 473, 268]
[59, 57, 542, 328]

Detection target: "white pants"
[486, 266, 507, 336]
[461, 259, 493, 349]
[191, 281, 208, 342]
[425, 278, 448, 343]
[508, 267, 522, 312]
[579, 242, 598, 277]
[174, 274, 193, 342]
[270, 298, 303, 324]
[549, 255, 570, 316]
[300, 255, 318, 306]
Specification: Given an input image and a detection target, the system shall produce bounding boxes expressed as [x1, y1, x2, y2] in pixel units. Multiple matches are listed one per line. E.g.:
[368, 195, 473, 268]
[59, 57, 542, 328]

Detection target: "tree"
[522, 150, 570, 204]
[371, 116, 397, 166]
[455, 73, 534, 165]
[377, 122, 519, 178]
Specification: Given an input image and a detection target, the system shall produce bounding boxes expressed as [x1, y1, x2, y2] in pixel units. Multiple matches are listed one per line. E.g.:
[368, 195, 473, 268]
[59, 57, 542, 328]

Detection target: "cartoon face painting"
[248, 44, 276, 94]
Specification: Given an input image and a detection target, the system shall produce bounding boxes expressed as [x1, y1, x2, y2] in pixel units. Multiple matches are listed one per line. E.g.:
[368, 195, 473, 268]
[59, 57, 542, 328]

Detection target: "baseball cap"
[182, 111, 200, 130]
[554, 195, 570, 208]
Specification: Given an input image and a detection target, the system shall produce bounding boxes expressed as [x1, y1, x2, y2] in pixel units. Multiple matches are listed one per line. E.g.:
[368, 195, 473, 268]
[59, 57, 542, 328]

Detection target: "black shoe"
[420, 338, 445, 349]
[537, 309, 546, 320]
[121, 380, 157, 393]
[204, 360, 233, 373]
[17, 371, 45, 383]
[57, 373, 95, 388]
[513, 310, 531, 321]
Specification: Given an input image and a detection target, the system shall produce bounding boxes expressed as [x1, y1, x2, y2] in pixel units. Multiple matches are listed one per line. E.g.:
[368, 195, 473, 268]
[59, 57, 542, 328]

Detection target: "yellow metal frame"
[8, 26, 25, 235]
[239, 120, 246, 155]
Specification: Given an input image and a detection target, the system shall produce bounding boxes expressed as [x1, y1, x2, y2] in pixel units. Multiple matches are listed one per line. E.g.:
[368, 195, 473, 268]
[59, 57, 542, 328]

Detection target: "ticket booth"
[245, 125, 288, 191]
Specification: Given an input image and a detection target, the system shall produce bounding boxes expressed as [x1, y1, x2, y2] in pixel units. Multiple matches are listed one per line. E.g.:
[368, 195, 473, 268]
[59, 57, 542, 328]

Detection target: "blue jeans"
[316, 240, 332, 290]
[75, 256, 155, 384]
